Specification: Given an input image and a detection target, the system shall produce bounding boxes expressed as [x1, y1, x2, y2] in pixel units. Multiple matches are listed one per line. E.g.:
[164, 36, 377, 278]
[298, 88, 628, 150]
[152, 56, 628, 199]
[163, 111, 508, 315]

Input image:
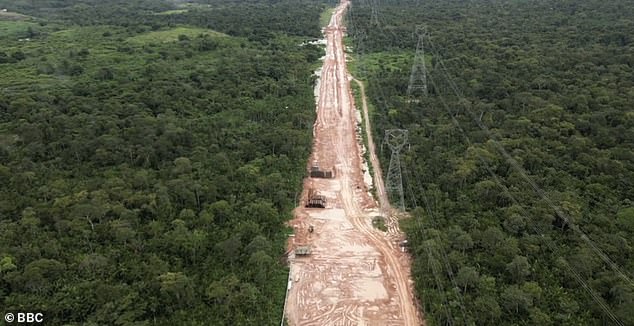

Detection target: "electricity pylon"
[384, 129, 408, 211]
[407, 25, 428, 98]
[370, 0, 380, 26]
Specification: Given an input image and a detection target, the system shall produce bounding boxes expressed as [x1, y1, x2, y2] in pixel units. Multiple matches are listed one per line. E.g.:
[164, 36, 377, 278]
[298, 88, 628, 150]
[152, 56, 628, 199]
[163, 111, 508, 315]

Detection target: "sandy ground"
[284, 1, 423, 325]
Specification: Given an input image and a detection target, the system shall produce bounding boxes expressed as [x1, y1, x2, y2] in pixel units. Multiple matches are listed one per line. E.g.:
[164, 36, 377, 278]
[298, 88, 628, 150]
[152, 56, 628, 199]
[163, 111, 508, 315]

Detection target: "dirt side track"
[284, 1, 423, 325]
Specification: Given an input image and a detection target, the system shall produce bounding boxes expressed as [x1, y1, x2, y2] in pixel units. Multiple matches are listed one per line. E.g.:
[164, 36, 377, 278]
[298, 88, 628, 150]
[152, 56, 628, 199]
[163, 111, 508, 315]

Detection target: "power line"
[370, 0, 380, 26]
[383, 129, 408, 211]
[401, 158, 460, 325]
[403, 161, 470, 325]
[407, 25, 429, 99]
[424, 64, 626, 326]
[347, 6, 468, 324]
[426, 35, 634, 289]
[348, 3, 629, 323]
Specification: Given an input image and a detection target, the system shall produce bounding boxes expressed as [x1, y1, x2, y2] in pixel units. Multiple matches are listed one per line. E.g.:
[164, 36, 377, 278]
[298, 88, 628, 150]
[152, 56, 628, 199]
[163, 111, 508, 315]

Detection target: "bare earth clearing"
[285, 1, 423, 325]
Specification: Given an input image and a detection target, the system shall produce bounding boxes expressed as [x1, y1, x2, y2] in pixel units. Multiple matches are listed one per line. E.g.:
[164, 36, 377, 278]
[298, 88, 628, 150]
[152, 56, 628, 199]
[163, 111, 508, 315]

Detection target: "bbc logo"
[4, 312, 44, 323]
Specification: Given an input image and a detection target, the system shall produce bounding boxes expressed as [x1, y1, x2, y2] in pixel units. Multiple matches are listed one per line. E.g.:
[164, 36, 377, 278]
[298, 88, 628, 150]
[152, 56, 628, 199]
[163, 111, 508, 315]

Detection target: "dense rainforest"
[0, 0, 327, 324]
[347, 0, 633, 325]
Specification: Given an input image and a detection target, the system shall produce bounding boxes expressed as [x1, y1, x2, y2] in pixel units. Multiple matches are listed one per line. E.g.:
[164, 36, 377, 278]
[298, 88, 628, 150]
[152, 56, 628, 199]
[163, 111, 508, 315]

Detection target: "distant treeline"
[0, 0, 324, 38]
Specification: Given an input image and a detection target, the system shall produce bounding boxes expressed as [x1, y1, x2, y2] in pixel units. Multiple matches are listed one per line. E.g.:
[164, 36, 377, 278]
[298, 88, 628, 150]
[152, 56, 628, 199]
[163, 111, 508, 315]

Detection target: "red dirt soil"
[284, 1, 423, 325]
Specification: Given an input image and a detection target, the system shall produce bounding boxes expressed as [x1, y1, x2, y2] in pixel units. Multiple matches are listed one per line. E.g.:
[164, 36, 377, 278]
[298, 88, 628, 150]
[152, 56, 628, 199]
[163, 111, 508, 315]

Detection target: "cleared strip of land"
[284, 1, 422, 324]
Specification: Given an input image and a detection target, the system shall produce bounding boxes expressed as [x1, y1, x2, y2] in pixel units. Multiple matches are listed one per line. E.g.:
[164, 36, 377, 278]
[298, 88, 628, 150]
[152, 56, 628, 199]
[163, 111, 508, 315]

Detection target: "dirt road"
[284, 1, 422, 325]
[352, 78, 398, 234]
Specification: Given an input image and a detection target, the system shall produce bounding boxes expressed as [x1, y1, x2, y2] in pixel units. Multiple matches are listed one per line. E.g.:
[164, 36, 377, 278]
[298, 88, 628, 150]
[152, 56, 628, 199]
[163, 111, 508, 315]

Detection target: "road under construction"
[284, 0, 423, 324]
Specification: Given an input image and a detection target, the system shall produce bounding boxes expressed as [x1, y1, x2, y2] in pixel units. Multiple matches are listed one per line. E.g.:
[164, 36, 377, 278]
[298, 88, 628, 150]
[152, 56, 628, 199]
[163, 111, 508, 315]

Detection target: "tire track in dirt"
[284, 1, 422, 325]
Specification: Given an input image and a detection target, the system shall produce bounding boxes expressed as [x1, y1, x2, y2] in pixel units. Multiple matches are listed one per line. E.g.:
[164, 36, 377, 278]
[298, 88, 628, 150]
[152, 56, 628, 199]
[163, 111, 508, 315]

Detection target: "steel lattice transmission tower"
[370, 0, 380, 26]
[384, 129, 408, 211]
[407, 25, 429, 98]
